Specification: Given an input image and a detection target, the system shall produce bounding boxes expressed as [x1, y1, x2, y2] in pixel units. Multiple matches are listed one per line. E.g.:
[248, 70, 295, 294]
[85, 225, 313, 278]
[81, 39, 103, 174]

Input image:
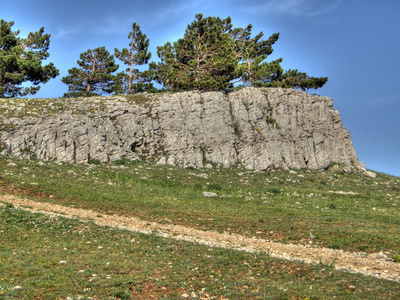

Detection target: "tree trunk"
[128, 34, 134, 94]
[87, 56, 97, 92]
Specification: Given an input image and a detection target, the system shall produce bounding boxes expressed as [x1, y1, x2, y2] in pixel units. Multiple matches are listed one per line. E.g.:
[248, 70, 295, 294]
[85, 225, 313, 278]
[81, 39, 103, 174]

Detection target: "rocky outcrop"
[0, 88, 360, 170]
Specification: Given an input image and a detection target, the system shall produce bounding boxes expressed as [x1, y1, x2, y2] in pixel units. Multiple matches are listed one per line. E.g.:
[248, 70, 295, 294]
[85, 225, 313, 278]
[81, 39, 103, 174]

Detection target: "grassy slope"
[1, 156, 399, 254]
[0, 155, 400, 298]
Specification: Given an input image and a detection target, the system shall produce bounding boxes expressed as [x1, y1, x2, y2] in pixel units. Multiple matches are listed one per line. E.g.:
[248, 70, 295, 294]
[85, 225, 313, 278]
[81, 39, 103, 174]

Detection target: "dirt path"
[1, 193, 400, 282]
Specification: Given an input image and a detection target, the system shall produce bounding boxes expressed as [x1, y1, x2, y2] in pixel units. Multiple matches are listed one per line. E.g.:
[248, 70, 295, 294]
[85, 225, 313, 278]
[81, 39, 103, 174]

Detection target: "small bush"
[126, 94, 151, 105]
[114, 157, 130, 165]
[0, 142, 6, 152]
[266, 188, 281, 195]
[193, 183, 203, 190]
[88, 158, 102, 165]
[233, 121, 241, 137]
[208, 183, 222, 191]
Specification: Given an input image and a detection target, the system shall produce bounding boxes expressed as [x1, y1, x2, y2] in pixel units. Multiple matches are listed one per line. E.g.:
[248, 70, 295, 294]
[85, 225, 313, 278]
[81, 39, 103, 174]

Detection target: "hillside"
[0, 155, 399, 298]
[2, 88, 400, 298]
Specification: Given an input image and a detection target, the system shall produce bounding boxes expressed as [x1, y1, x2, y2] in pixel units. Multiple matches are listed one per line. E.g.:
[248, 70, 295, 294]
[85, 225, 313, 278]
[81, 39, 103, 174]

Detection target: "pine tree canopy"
[61, 47, 119, 97]
[2, 15, 328, 98]
[114, 22, 153, 94]
[151, 14, 328, 92]
[0, 19, 59, 98]
[151, 14, 237, 91]
[231, 25, 283, 86]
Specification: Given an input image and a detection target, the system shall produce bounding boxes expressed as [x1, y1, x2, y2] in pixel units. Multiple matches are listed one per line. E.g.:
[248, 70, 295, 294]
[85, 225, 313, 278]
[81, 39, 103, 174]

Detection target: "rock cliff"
[0, 87, 360, 170]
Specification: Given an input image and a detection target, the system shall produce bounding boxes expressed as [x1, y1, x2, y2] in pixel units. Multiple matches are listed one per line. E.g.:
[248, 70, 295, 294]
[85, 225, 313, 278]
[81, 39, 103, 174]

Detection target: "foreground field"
[1, 155, 399, 298]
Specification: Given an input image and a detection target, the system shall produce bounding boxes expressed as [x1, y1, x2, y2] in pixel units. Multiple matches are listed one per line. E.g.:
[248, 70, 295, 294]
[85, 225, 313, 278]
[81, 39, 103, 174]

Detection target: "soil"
[1, 193, 399, 282]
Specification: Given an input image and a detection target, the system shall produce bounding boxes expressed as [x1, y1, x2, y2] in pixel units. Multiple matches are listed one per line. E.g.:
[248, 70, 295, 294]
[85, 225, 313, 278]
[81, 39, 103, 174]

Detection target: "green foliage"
[233, 121, 241, 137]
[113, 157, 130, 165]
[125, 93, 151, 104]
[232, 25, 282, 86]
[231, 22, 327, 90]
[114, 69, 157, 94]
[266, 187, 281, 195]
[151, 14, 237, 91]
[61, 47, 119, 97]
[277, 69, 328, 90]
[0, 16, 328, 97]
[88, 158, 101, 165]
[0, 19, 59, 98]
[150, 14, 328, 92]
[114, 23, 155, 94]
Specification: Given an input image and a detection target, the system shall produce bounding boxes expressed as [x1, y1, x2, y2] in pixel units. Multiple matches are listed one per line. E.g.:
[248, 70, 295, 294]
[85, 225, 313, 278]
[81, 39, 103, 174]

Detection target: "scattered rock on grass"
[202, 192, 218, 198]
[364, 171, 377, 178]
[330, 164, 340, 171]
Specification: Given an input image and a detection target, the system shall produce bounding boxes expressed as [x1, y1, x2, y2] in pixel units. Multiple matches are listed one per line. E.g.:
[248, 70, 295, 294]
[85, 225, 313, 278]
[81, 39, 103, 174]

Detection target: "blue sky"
[2, 0, 399, 176]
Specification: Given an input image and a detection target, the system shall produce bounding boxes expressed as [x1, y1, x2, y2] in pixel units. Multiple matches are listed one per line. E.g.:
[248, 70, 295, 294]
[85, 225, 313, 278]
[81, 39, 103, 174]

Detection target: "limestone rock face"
[0, 88, 360, 170]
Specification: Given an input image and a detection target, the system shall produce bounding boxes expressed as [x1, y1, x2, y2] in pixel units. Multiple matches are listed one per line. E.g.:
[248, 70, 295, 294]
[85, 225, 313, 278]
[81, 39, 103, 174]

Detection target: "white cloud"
[53, 25, 81, 40]
[146, 0, 202, 24]
[245, 0, 342, 18]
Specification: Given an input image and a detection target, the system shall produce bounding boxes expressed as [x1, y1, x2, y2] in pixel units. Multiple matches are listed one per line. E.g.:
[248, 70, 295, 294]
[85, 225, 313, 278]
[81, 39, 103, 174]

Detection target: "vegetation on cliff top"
[1, 15, 328, 98]
[0, 20, 59, 98]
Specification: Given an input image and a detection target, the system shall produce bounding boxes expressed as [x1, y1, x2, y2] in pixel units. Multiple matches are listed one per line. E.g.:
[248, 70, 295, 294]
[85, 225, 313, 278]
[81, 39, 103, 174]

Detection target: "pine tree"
[0, 20, 59, 98]
[150, 14, 327, 92]
[151, 14, 237, 91]
[62, 47, 119, 97]
[114, 22, 152, 94]
[272, 69, 328, 91]
[232, 25, 328, 90]
[231, 25, 282, 86]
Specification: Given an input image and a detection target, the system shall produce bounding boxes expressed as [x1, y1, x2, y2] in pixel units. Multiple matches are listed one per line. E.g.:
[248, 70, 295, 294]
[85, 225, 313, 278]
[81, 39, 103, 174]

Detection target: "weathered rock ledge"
[0, 87, 360, 170]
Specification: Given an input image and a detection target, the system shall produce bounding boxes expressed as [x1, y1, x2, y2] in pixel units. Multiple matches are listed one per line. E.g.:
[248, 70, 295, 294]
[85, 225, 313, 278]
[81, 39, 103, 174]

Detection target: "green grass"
[0, 154, 400, 298]
[1, 204, 399, 299]
[1, 155, 399, 254]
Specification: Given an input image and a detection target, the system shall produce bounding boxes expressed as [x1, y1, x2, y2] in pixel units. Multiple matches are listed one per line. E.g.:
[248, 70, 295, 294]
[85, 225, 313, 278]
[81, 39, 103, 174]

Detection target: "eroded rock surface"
[0, 87, 360, 170]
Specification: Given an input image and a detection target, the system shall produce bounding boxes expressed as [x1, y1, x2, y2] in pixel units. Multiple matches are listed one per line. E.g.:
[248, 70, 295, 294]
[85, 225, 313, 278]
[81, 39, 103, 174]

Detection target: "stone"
[330, 164, 340, 171]
[341, 166, 352, 173]
[0, 88, 360, 171]
[357, 162, 366, 172]
[363, 171, 377, 178]
[197, 174, 209, 179]
[156, 156, 167, 166]
[202, 192, 218, 198]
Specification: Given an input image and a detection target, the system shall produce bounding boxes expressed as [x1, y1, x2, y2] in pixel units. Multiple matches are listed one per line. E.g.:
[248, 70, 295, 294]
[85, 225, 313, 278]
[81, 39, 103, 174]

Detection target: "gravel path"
[1, 193, 399, 282]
